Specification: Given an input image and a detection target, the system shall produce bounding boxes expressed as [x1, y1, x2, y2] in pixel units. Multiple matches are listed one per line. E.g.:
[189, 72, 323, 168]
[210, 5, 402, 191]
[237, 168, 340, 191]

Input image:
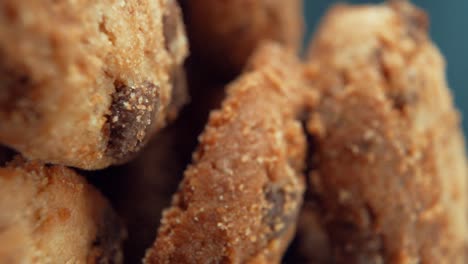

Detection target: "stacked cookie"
[0, 0, 466, 263]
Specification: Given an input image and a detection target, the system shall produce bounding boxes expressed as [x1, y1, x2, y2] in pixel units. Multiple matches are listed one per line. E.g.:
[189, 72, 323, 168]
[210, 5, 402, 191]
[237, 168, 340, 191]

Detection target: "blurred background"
[304, 0, 468, 134]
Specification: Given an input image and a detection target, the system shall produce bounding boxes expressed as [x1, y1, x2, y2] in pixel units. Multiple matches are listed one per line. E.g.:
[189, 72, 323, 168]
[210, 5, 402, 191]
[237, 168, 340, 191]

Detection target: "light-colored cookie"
[0, 158, 126, 263]
[0, 0, 188, 169]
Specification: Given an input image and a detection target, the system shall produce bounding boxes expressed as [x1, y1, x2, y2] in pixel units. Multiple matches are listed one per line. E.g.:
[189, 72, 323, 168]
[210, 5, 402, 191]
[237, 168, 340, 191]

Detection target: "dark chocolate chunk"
[106, 81, 159, 161]
[263, 183, 299, 239]
[264, 184, 286, 227]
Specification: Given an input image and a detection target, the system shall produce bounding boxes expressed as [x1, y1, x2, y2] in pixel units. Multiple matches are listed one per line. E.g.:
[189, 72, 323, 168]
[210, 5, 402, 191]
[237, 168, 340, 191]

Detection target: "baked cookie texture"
[179, 0, 303, 78]
[297, 2, 468, 263]
[0, 0, 188, 169]
[144, 43, 317, 263]
[0, 158, 126, 263]
[91, 66, 226, 263]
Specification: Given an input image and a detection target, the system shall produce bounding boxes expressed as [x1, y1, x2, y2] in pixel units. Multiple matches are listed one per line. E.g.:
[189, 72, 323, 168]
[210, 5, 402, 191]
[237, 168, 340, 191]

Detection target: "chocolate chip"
[264, 184, 285, 225]
[263, 183, 299, 239]
[106, 81, 159, 161]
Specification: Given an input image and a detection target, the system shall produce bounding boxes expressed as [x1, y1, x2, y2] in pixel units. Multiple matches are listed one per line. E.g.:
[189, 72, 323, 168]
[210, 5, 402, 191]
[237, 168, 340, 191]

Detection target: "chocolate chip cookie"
[144, 43, 316, 263]
[0, 0, 188, 169]
[0, 158, 126, 263]
[295, 2, 468, 263]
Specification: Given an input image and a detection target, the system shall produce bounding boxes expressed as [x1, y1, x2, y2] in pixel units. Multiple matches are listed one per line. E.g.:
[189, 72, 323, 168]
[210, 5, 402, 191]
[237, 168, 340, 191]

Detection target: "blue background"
[304, 0, 468, 134]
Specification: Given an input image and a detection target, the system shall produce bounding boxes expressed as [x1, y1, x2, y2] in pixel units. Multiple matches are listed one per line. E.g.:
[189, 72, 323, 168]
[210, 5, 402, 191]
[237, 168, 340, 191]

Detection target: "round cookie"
[0, 158, 126, 263]
[0, 0, 188, 169]
[144, 43, 317, 263]
[180, 0, 303, 78]
[297, 2, 468, 263]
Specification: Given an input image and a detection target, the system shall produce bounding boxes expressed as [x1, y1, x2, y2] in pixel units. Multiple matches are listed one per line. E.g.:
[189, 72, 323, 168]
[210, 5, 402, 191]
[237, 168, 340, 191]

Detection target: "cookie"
[180, 0, 303, 78]
[297, 2, 468, 263]
[144, 43, 317, 263]
[0, 158, 126, 263]
[0, 0, 188, 169]
[91, 69, 226, 263]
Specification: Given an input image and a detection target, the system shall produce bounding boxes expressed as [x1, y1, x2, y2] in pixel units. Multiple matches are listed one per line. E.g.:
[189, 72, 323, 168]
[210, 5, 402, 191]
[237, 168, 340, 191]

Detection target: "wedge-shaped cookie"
[144, 43, 316, 263]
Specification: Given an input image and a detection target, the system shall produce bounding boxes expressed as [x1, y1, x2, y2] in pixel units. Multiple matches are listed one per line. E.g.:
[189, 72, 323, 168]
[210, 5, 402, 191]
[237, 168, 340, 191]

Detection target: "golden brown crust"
[0, 158, 126, 263]
[298, 2, 468, 263]
[144, 43, 317, 264]
[0, 0, 188, 169]
[92, 72, 225, 263]
[180, 0, 303, 77]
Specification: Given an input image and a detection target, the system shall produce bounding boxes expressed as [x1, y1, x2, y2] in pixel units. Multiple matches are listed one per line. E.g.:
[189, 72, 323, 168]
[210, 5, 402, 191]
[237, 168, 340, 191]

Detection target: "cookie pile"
[0, 0, 466, 263]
